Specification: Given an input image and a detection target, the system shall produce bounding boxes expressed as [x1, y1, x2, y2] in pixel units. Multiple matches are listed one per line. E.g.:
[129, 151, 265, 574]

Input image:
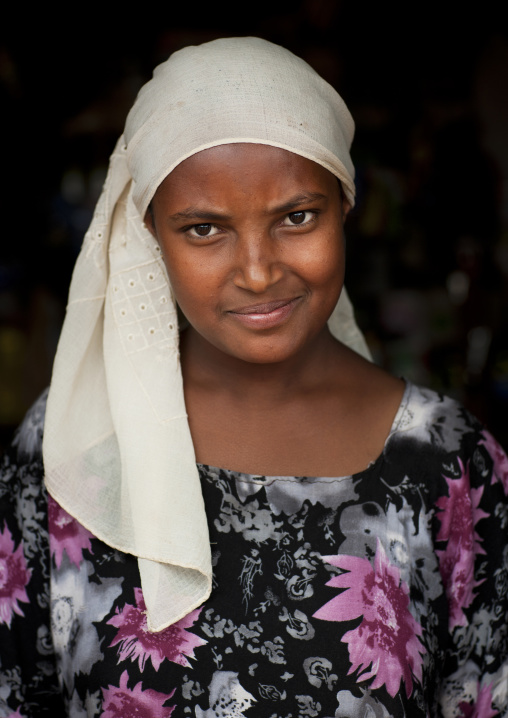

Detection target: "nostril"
[231, 236, 284, 291]
[233, 262, 284, 293]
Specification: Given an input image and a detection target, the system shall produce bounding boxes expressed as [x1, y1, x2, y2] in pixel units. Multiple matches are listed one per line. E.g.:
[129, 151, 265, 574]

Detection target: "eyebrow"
[167, 192, 328, 223]
[269, 192, 328, 214]
[168, 208, 232, 222]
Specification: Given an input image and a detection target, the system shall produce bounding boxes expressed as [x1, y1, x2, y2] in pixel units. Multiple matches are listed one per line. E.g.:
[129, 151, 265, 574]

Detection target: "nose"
[232, 231, 284, 293]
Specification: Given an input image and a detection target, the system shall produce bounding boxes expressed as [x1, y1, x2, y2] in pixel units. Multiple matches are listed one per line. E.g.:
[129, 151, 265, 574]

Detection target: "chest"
[49, 468, 447, 717]
[186, 395, 390, 478]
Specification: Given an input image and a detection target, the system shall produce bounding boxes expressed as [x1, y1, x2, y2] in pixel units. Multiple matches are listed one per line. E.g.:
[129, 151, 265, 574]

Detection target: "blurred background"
[1, 1, 507, 448]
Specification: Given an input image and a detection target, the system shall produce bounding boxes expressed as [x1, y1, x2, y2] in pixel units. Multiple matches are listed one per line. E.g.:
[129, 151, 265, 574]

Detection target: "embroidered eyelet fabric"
[42, 37, 371, 632]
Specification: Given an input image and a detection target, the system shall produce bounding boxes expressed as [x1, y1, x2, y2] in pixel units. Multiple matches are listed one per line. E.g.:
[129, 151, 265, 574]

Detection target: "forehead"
[152, 143, 339, 207]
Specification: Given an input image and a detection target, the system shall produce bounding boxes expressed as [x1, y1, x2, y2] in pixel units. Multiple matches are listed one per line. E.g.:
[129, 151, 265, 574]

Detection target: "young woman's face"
[146, 143, 349, 365]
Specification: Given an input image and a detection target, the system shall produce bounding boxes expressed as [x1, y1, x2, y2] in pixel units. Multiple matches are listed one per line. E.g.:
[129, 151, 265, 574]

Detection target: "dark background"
[1, 2, 508, 448]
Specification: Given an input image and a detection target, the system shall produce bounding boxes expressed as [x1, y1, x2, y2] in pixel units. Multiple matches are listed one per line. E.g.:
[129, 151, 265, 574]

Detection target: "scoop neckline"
[197, 379, 412, 483]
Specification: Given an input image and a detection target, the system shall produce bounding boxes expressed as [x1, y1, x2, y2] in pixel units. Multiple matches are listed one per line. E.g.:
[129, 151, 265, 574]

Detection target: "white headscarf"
[43, 37, 371, 632]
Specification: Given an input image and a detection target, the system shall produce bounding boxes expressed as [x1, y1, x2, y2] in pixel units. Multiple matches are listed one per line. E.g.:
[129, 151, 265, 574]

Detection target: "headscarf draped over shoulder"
[43, 37, 370, 632]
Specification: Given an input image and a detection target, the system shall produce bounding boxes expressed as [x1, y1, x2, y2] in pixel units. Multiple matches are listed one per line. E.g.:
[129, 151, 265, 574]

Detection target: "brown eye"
[282, 210, 315, 227]
[195, 224, 212, 236]
[288, 212, 306, 224]
[188, 223, 220, 238]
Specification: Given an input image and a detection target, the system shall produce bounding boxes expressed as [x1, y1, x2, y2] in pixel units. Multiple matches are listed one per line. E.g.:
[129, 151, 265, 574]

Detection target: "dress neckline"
[197, 379, 412, 483]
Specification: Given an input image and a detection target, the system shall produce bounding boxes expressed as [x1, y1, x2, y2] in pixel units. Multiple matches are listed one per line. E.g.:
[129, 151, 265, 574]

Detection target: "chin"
[220, 334, 315, 365]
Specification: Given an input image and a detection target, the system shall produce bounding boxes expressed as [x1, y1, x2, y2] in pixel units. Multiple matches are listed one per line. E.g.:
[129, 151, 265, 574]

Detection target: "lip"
[227, 297, 302, 329]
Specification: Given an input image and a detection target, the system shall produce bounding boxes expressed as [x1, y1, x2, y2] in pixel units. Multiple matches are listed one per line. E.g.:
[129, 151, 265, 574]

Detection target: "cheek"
[304, 235, 346, 318]
[297, 231, 345, 288]
[160, 247, 217, 316]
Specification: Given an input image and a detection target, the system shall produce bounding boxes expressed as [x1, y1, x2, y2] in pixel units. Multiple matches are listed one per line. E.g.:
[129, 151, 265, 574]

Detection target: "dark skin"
[146, 144, 404, 477]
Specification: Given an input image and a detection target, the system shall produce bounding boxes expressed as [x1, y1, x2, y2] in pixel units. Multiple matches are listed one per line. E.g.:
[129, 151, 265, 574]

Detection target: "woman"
[1, 37, 507, 718]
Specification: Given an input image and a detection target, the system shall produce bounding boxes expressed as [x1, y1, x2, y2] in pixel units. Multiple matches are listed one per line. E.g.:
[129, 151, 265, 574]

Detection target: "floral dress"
[1, 383, 508, 718]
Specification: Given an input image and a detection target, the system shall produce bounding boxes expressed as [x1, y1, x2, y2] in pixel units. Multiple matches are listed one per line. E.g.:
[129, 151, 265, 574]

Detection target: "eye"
[282, 211, 315, 227]
[187, 223, 221, 238]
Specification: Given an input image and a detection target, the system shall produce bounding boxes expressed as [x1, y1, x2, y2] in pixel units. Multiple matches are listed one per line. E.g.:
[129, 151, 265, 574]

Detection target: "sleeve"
[436, 427, 508, 718]
[0, 415, 66, 717]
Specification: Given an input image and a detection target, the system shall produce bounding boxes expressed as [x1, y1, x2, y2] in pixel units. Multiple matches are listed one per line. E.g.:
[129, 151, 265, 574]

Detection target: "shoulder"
[0, 390, 64, 713]
[11, 387, 48, 464]
[382, 381, 508, 501]
[0, 389, 48, 538]
[389, 382, 484, 454]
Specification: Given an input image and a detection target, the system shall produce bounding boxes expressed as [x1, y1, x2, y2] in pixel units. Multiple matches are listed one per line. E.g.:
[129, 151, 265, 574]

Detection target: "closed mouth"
[225, 297, 302, 329]
[228, 298, 301, 315]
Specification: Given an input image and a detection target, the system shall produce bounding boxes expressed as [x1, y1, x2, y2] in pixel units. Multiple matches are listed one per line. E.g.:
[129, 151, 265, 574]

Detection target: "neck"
[180, 325, 343, 405]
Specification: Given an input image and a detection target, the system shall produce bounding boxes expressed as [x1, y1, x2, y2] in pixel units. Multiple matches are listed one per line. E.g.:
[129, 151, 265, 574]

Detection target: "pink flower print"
[313, 539, 424, 698]
[102, 670, 175, 718]
[108, 587, 206, 671]
[458, 682, 498, 718]
[436, 459, 489, 629]
[0, 525, 31, 627]
[48, 495, 94, 569]
[7, 710, 26, 718]
[480, 430, 508, 494]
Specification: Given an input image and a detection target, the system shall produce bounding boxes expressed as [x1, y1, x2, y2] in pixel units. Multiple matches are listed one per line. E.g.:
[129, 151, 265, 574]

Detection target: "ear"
[341, 196, 351, 223]
[144, 204, 157, 238]
[339, 186, 351, 224]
